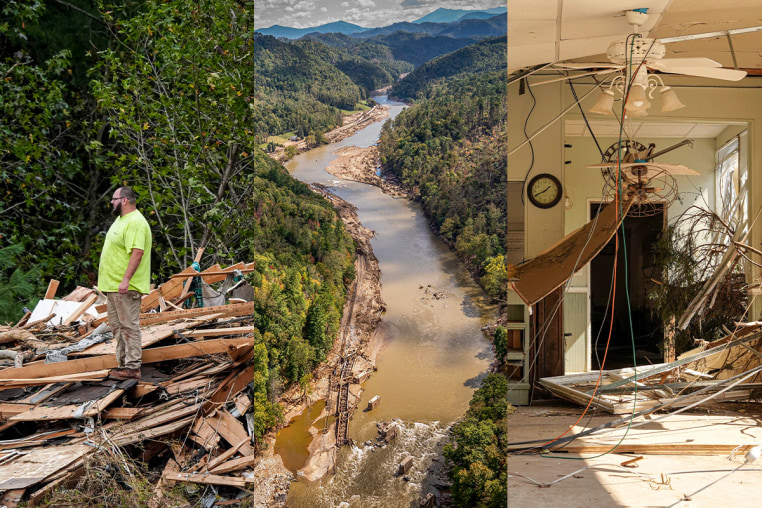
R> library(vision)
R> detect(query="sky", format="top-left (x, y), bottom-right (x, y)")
top-left (254, 0), bottom-right (503, 30)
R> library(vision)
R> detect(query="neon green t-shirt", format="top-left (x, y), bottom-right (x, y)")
top-left (98, 210), bottom-right (152, 294)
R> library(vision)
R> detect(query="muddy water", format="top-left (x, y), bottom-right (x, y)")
top-left (283, 97), bottom-right (496, 507)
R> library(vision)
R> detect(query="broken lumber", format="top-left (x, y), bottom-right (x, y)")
top-left (0, 337), bottom-right (255, 381)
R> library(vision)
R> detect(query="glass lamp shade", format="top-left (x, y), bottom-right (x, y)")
top-left (590, 88), bottom-right (615, 115)
top-left (625, 84), bottom-right (650, 112)
top-left (660, 86), bottom-right (686, 112)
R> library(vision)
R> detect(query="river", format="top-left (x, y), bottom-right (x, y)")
top-left (282, 96), bottom-right (495, 507)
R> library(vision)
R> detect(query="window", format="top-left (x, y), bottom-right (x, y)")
top-left (716, 131), bottom-right (748, 229)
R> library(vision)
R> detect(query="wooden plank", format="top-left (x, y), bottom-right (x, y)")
top-left (551, 443), bottom-right (760, 455)
top-left (233, 393), bottom-right (251, 416)
top-left (164, 471), bottom-right (246, 488)
top-left (190, 416), bottom-right (221, 450)
top-left (61, 294), bottom-right (98, 326)
top-left (196, 262), bottom-right (245, 284)
top-left (0, 337), bottom-right (254, 380)
top-left (10, 388), bottom-right (126, 422)
top-left (61, 286), bottom-right (94, 302)
top-left (209, 364), bottom-right (257, 405)
top-left (182, 326), bottom-right (255, 338)
top-left (111, 415), bottom-right (196, 446)
top-left (0, 488), bottom-right (26, 508)
top-left (0, 444), bottom-right (91, 490)
top-left (140, 266), bottom-right (197, 312)
top-left (208, 454), bottom-right (259, 474)
top-left (102, 407), bottom-right (143, 420)
top-left (510, 197), bottom-right (633, 306)
top-left (215, 410), bottom-right (256, 456)
top-left (72, 321), bottom-right (180, 357)
top-left (137, 301), bottom-right (254, 327)
top-left (204, 439), bottom-right (247, 472)
top-left (44, 280), bottom-right (60, 300)
top-left (170, 267), bottom-right (257, 280)
top-left (0, 371), bottom-right (109, 389)
top-left (0, 403), bottom-right (34, 418)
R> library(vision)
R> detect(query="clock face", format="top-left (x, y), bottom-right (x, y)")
top-left (528, 173), bottom-right (562, 208)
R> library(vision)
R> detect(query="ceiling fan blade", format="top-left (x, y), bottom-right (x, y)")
top-left (586, 162), bottom-right (699, 175)
top-left (553, 62), bottom-right (622, 70)
top-left (647, 57), bottom-right (722, 71)
top-left (654, 65), bottom-right (747, 81)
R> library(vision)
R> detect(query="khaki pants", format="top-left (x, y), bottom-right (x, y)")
top-left (106, 291), bottom-right (142, 369)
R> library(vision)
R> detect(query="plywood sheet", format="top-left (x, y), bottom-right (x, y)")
top-left (509, 197), bottom-right (633, 306)
top-left (0, 444), bottom-right (90, 490)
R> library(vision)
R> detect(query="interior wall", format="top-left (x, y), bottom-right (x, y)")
top-left (507, 80), bottom-right (565, 258)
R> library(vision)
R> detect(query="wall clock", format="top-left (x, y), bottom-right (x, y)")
top-left (527, 173), bottom-right (562, 209)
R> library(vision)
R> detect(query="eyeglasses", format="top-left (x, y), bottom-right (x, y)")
top-left (111, 197), bottom-right (125, 202)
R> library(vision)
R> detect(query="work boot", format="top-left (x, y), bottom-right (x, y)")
top-left (109, 367), bottom-right (141, 380)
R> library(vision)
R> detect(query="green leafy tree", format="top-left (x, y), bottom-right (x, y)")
top-left (444, 373), bottom-right (508, 508)
top-left (492, 326), bottom-right (508, 365)
top-left (0, 245), bottom-right (41, 324)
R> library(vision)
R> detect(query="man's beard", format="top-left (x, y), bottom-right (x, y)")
top-left (111, 202), bottom-right (122, 217)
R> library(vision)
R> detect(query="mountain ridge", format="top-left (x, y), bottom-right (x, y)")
top-left (257, 7), bottom-right (506, 39)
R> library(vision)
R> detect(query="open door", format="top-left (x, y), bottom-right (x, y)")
top-left (589, 202), bottom-right (665, 369)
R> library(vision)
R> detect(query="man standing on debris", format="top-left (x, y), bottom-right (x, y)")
top-left (98, 186), bottom-right (152, 381)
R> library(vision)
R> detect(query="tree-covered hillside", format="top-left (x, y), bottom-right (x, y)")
top-left (390, 35), bottom-right (507, 102)
top-left (379, 71), bottom-right (507, 301)
top-left (444, 372), bottom-right (508, 507)
top-left (292, 38), bottom-right (413, 93)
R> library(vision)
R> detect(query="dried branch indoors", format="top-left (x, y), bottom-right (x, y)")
top-left (648, 206), bottom-right (749, 355)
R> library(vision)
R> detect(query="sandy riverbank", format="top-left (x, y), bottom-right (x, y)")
top-left (267, 105), bottom-right (391, 164)
top-left (324, 145), bottom-right (413, 199)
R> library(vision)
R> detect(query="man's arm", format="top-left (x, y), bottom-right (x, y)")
top-left (118, 248), bottom-right (144, 294)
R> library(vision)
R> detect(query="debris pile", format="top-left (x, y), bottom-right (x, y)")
top-left (0, 262), bottom-right (292, 507)
top-left (538, 323), bottom-right (762, 416)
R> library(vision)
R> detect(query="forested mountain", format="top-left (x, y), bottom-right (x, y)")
top-left (259, 21), bottom-right (367, 39)
top-left (2, 0), bottom-right (357, 413)
top-left (390, 35), bottom-right (507, 101)
top-left (354, 15), bottom-right (506, 39)
top-left (414, 6), bottom-right (507, 24)
top-left (292, 38), bottom-right (413, 93)
top-left (256, 7), bottom-right (506, 39)
top-left (311, 31), bottom-right (478, 68)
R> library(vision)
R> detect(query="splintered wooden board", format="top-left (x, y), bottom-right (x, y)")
top-left (0, 337), bottom-right (255, 381)
top-left (10, 387), bottom-right (126, 422)
top-left (72, 322), bottom-right (179, 356)
top-left (0, 444), bottom-right (91, 490)
top-left (510, 197), bottom-right (633, 306)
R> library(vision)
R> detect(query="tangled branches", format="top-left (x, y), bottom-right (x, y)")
top-left (648, 205), bottom-right (749, 354)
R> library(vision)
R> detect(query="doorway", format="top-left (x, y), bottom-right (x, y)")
top-left (589, 202), bottom-right (665, 369)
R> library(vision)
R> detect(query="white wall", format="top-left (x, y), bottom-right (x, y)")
top-left (507, 80), bottom-right (565, 258)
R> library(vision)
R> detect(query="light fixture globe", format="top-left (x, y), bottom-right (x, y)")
top-left (660, 86), bottom-right (686, 112)
top-left (590, 88), bottom-right (615, 115)
top-left (625, 84), bottom-right (651, 112)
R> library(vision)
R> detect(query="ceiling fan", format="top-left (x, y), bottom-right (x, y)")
top-left (586, 139), bottom-right (698, 216)
top-left (556, 9), bottom-right (748, 82)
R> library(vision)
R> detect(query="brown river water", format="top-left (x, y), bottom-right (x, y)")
top-left (281, 96), bottom-right (496, 507)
